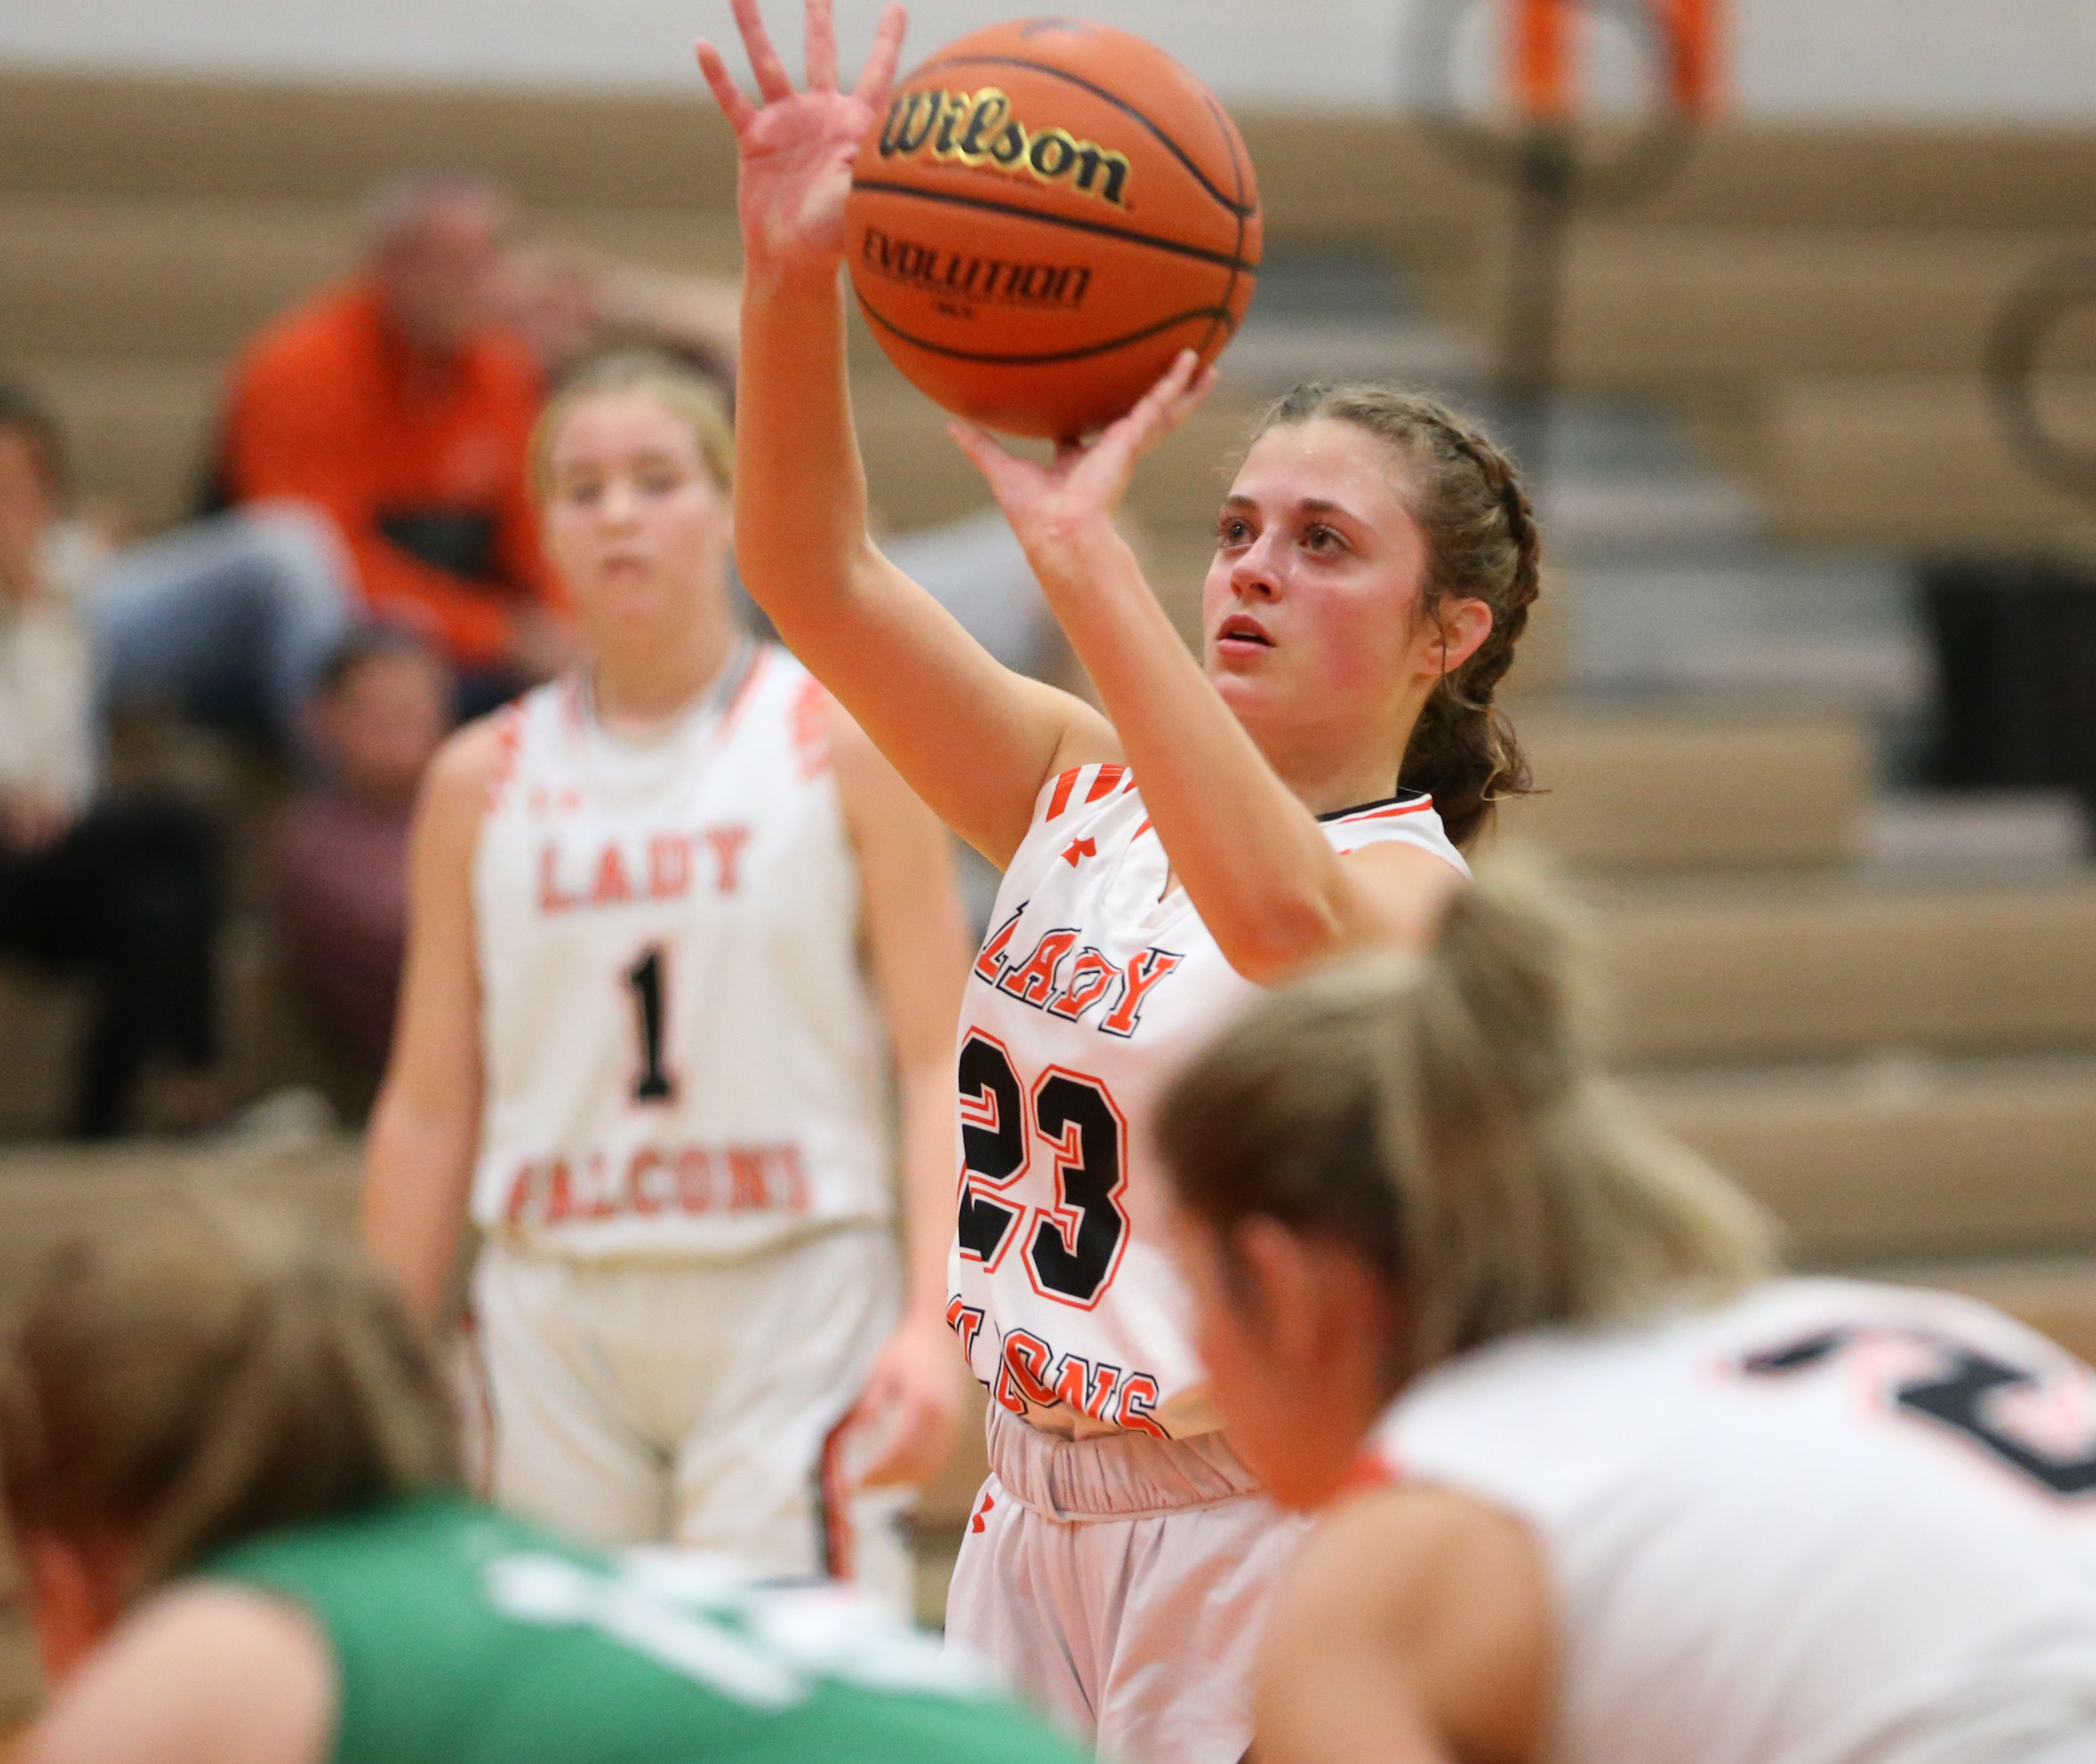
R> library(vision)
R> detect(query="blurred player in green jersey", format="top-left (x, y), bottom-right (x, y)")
top-left (0, 1207), bottom-right (1083, 1764)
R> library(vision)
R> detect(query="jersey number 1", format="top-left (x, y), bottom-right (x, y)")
top-left (624, 946), bottom-right (676, 1105)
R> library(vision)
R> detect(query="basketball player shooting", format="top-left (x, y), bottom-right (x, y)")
top-left (700, 4), bottom-right (1542, 1757)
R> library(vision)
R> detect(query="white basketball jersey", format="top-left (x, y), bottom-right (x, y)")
top-left (470, 643), bottom-right (891, 1259)
top-left (1368, 1278), bottom-right (2096, 1764)
top-left (947, 762), bottom-right (1468, 1440)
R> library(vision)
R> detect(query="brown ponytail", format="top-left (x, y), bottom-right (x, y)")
top-left (1246, 383), bottom-right (1541, 849)
top-left (0, 1204), bottom-right (459, 1603)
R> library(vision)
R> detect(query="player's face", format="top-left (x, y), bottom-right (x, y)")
top-left (1175, 1208), bottom-right (1406, 1511)
top-left (544, 393), bottom-right (733, 632)
top-left (1203, 420), bottom-right (1477, 763)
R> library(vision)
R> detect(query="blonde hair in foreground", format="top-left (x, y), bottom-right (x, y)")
top-left (0, 1203), bottom-right (459, 1604)
top-left (1156, 872), bottom-right (1776, 1373)
top-left (531, 348), bottom-right (736, 499)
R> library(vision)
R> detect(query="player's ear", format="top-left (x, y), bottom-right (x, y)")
top-left (1236, 1219), bottom-right (1406, 1395)
top-left (1424, 595), bottom-right (1494, 678)
top-left (20, 1532), bottom-right (125, 1682)
top-left (1231, 1216), bottom-right (1337, 1371)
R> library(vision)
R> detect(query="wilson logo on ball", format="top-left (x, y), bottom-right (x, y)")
top-left (877, 86), bottom-right (1133, 208)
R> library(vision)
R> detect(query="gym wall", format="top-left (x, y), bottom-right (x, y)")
top-left (0, 0), bottom-right (2093, 120)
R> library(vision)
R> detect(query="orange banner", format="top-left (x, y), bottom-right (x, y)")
top-left (1507, 0), bottom-right (1723, 120)
top-left (1511, 0), bottom-right (1574, 120)
top-left (1663, 0), bottom-right (1722, 115)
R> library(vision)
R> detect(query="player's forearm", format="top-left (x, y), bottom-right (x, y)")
top-left (733, 265), bottom-right (884, 633)
top-left (1035, 528), bottom-right (1356, 980)
top-left (894, 1056), bottom-right (958, 1325)
top-left (360, 1095), bottom-right (478, 1330)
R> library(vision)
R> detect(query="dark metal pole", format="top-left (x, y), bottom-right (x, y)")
top-left (1402, 0), bottom-right (1703, 492)
top-left (1493, 122), bottom-right (1577, 488)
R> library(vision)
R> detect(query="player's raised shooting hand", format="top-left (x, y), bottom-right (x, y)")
top-left (697, 0), bottom-right (906, 275)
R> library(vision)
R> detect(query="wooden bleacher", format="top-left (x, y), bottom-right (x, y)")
top-left (1771, 373), bottom-right (2096, 547)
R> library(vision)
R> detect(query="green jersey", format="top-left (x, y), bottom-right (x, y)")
top-left (203, 1494), bottom-right (1081, 1764)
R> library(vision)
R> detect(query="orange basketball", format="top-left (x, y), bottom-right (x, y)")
top-left (845, 18), bottom-right (1261, 439)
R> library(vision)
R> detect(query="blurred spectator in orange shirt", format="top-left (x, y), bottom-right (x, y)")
top-left (276, 626), bottom-right (451, 1098)
top-left (209, 175), bottom-right (570, 717)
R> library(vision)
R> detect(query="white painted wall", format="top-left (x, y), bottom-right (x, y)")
top-left (2, 0), bottom-right (2094, 120)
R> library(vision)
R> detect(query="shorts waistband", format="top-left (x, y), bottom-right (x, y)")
top-left (984, 1403), bottom-right (1263, 1522)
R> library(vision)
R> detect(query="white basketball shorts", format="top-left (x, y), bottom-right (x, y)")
top-left (944, 1405), bottom-right (1305, 1764)
top-left (471, 1225), bottom-right (914, 1613)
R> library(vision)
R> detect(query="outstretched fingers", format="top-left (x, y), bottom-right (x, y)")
top-left (1112, 351), bottom-right (1217, 456)
top-left (946, 418), bottom-right (1018, 487)
top-left (728, 0), bottom-right (796, 101)
top-left (694, 38), bottom-right (760, 133)
top-left (852, 3), bottom-right (909, 107)
top-left (803, 0), bottom-right (839, 92)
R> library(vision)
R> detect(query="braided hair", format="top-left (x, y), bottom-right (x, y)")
top-left (1246, 383), bottom-right (1541, 850)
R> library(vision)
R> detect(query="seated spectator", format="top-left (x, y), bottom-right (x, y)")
top-left (499, 243), bottom-right (741, 394)
top-left (275, 627), bottom-right (451, 1094)
top-left (0, 383), bottom-right (225, 1138)
top-left (87, 498), bottom-right (356, 755)
top-left (209, 174), bottom-right (570, 718)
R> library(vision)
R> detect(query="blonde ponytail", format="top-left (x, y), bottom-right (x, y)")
top-left (1156, 872), bottom-right (1774, 1373)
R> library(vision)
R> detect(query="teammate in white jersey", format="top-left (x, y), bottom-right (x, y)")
top-left (362, 351), bottom-right (973, 1603)
top-left (1155, 877), bottom-right (2096, 1764)
top-left (698, 4), bottom-right (1543, 1753)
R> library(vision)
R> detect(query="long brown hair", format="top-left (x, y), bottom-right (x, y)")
top-left (0, 1204), bottom-right (459, 1602)
top-left (1246, 383), bottom-right (1540, 849)
top-left (1157, 871), bottom-right (1774, 1375)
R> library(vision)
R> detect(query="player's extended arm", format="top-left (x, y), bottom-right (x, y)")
top-left (1256, 1484), bottom-right (1553, 1764)
top-left (827, 698), bottom-right (973, 1488)
top-left (698, 0), bottom-right (1118, 868)
top-left (360, 724), bottom-right (497, 1330)
top-left (948, 356), bottom-right (1476, 983)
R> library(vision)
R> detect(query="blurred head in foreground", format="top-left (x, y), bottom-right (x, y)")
top-left (0, 1208), bottom-right (1090, 1764)
top-left (1156, 872), bottom-right (1776, 1510)
top-left (0, 1206), bottom-right (458, 1677)
top-left (364, 172), bottom-right (514, 357)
